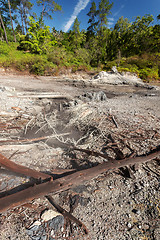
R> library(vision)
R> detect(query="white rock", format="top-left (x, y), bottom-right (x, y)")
top-left (41, 209), bottom-right (62, 222)
top-left (29, 220), bottom-right (41, 229)
top-left (128, 222), bottom-right (132, 228)
top-left (91, 70), bottom-right (145, 86)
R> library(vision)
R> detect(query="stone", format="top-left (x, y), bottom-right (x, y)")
top-left (111, 66), bottom-right (119, 74)
top-left (28, 220), bottom-right (42, 229)
top-left (93, 91), bottom-right (107, 101)
top-left (93, 71), bottom-right (110, 80)
top-left (49, 215), bottom-right (64, 231)
top-left (127, 222), bottom-right (132, 228)
top-left (41, 209), bottom-right (62, 222)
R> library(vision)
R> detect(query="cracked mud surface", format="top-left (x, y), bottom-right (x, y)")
top-left (0, 72), bottom-right (159, 240)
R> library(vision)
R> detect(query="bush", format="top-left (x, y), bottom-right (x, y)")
top-left (0, 42), bottom-right (10, 55)
top-left (138, 67), bottom-right (159, 81)
top-left (47, 46), bottom-right (69, 66)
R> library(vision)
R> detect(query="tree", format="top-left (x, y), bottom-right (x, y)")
top-left (113, 16), bottom-right (131, 60)
top-left (0, 0), bottom-right (10, 43)
top-left (7, 0), bottom-right (16, 42)
top-left (68, 18), bottom-right (84, 50)
top-left (87, 1), bottom-right (98, 35)
top-left (130, 14), bottom-right (154, 54)
top-left (21, 0), bottom-right (33, 34)
top-left (14, 0), bottom-right (33, 35)
top-left (0, 12), bottom-right (8, 43)
top-left (88, 0), bottom-right (113, 65)
top-left (18, 17), bottom-right (54, 54)
top-left (97, 0), bottom-right (113, 32)
top-left (36, 0), bottom-right (61, 21)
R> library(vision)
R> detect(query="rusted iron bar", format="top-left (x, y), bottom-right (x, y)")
top-left (0, 149), bottom-right (159, 213)
top-left (46, 195), bottom-right (88, 235)
top-left (0, 153), bottom-right (51, 180)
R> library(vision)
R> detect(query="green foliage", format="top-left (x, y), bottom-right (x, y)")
top-left (47, 46), bottom-right (90, 70)
top-left (18, 17), bottom-right (55, 54)
top-left (87, 1), bottom-right (98, 34)
top-left (98, 0), bottom-right (113, 29)
top-left (0, 41), bottom-right (10, 55)
top-left (1, 0), bottom-right (160, 82)
top-left (0, 42), bottom-right (55, 74)
top-left (36, 0), bottom-right (62, 20)
top-left (47, 46), bottom-right (71, 66)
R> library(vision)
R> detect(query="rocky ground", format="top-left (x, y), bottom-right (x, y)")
top-left (0, 70), bottom-right (159, 240)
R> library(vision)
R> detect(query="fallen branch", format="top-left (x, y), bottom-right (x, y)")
top-left (0, 149), bottom-right (159, 213)
top-left (0, 133), bottom-right (70, 144)
top-left (0, 153), bottom-right (51, 180)
top-left (110, 114), bottom-right (119, 128)
top-left (46, 195), bottom-right (88, 235)
top-left (72, 147), bottom-right (108, 159)
top-left (0, 143), bottom-right (38, 151)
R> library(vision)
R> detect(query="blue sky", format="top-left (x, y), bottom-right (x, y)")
top-left (31, 0), bottom-right (160, 32)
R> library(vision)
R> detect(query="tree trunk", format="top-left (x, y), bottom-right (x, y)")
top-left (23, 8), bottom-right (28, 33)
top-left (7, 0), bottom-right (16, 42)
top-left (20, 5), bottom-right (25, 35)
top-left (0, 21), bottom-right (3, 41)
top-left (41, 2), bottom-right (45, 21)
top-left (0, 13), bottom-right (8, 44)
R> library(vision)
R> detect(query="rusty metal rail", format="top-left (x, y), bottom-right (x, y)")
top-left (0, 148), bottom-right (160, 213)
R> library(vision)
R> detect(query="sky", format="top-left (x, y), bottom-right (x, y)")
top-left (31, 0), bottom-right (160, 32)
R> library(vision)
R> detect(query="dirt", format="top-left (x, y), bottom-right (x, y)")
top-left (0, 71), bottom-right (160, 240)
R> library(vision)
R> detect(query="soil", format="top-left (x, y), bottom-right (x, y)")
top-left (0, 71), bottom-right (159, 240)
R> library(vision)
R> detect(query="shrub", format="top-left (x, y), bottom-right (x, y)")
top-left (138, 67), bottom-right (159, 81)
top-left (0, 42), bottom-right (10, 55)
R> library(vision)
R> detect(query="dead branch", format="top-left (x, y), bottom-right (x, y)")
top-left (110, 114), bottom-right (119, 128)
top-left (72, 147), bottom-right (109, 159)
top-left (46, 195), bottom-right (88, 235)
top-left (0, 153), bottom-right (51, 180)
top-left (0, 149), bottom-right (159, 213)
top-left (0, 143), bottom-right (38, 151)
top-left (0, 133), bottom-right (70, 144)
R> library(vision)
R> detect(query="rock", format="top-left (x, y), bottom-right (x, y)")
top-left (93, 71), bottom-right (110, 80)
top-left (78, 91), bottom-right (107, 102)
top-left (91, 70), bottom-right (147, 87)
top-left (41, 209), bottom-right (62, 222)
top-left (111, 66), bottom-right (119, 74)
top-left (127, 222), bottom-right (132, 228)
top-left (48, 215), bottom-right (64, 231)
top-left (28, 220), bottom-right (41, 229)
top-left (26, 214), bottom-right (64, 239)
top-left (93, 91), bottom-right (107, 101)
top-left (26, 224), bottom-right (45, 240)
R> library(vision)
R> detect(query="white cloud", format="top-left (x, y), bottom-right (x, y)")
top-left (63, 0), bottom-right (90, 32)
top-left (113, 4), bottom-right (125, 17)
top-left (108, 17), bottom-right (114, 21)
top-left (108, 17), bottom-right (114, 28)
top-left (108, 4), bottom-right (125, 28)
